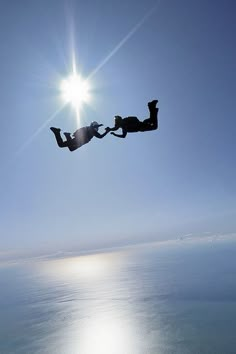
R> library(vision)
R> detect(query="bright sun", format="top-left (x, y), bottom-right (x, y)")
top-left (60, 74), bottom-right (91, 110)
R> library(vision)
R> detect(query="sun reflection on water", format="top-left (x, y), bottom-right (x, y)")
top-left (36, 251), bottom-right (141, 354)
top-left (75, 312), bottom-right (137, 354)
top-left (40, 252), bottom-right (123, 281)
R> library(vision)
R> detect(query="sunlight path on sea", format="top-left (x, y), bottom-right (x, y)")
top-left (35, 251), bottom-right (152, 354)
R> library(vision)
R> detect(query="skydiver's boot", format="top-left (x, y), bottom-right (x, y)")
top-left (50, 127), bottom-right (61, 134)
top-left (148, 100), bottom-right (158, 109)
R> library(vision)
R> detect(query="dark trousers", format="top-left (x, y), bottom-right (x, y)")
top-left (139, 106), bottom-right (158, 131)
top-left (52, 131), bottom-right (81, 151)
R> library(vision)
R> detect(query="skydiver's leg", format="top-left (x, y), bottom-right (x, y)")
top-left (140, 100), bottom-right (158, 131)
top-left (64, 132), bottom-right (73, 142)
top-left (64, 133), bottom-right (82, 151)
top-left (50, 127), bottom-right (68, 148)
top-left (67, 143), bottom-right (79, 151)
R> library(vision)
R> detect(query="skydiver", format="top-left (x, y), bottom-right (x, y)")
top-left (50, 121), bottom-right (109, 151)
top-left (106, 100), bottom-right (159, 138)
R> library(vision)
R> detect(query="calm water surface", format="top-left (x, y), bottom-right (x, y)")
top-left (1, 240), bottom-right (236, 354)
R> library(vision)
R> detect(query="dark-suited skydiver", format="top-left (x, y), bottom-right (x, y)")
top-left (50, 121), bottom-right (109, 151)
top-left (106, 100), bottom-right (159, 138)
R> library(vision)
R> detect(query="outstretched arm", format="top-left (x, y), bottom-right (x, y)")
top-left (106, 125), bottom-right (119, 132)
top-left (110, 130), bottom-right (127, 138)
top-left (93, 130), bottom-right (110, 139)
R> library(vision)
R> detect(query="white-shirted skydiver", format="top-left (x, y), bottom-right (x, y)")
top-left (106, 99), bottom-right (159, 138)
top-left (50, 121), bottom-right (110, 151)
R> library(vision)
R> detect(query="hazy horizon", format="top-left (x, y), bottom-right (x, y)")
top-left (1, 231), bottom-right (236, 267)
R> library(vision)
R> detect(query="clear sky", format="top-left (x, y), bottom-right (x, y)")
top-left (0, 0), bottom-right (235, 253)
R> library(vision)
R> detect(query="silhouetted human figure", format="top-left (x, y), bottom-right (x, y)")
top-left (50, 121), bottom-right (109, 151)
top-left (106, 100), bottom-right (159, 138)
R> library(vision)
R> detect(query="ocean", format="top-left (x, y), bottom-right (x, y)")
top-left (1, 238), bottom-right (236, 354)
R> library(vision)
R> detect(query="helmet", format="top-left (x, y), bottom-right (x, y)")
top-left (90, 121), bottom-right (103, 131)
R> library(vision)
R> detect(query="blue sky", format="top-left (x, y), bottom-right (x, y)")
top-left (0, 0), bottom-right (235, 253)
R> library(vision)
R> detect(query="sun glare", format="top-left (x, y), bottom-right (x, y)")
top-left (39, 252), bottom-right (122, 282)
top-left (60, 74), bottom-right (91, 110)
